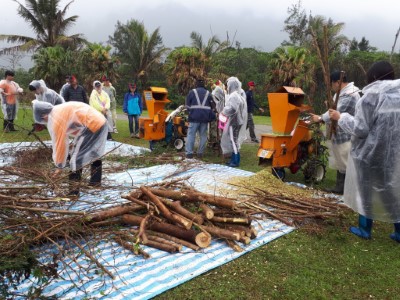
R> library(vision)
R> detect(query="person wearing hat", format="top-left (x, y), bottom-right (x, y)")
top-left (310, 71), bottom-right (360, 194)
top-left (60, 75), bottom-right (71, 97)
top-left (185, 78), bottom-right (216, 159)
top-left (0, 70), bottom-right (24, 132)
top-left (32, 100), bottom-right (108, 196)
top-left (63, 75), bottom-right (88, 104)
top-left (245, 81), bottom-right (264, 143)
top-left (123, 83), bottom-right (142, 138)
top-left (89, 80), bottom-right (113, 141)
top-left (29, 79), bottom-right (65, 106)
top-left (101, 76), bottom-right (118, 133)
top-left (328, 61), bottom-right (400, 242)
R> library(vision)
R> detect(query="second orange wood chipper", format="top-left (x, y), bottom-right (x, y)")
top-left (257, 86), bottom-right (327, 183)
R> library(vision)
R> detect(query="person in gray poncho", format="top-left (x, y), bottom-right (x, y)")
top-left (329, 61), bottom-right (400, 242)
top-left (29, 79), bottom-right (65, 106)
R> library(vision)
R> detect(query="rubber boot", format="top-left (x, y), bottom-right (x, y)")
top-left (226, 153), bottom-right (235, 166)
top-left (9, 120), bottom-right (17, 131)
top-left (325, 171), bottom-right (345, 194)
top-left (68, 169), bottom-right (82, 197)
top-left (89, 160), bottom-right (102, 186)
top-left (3, 120), bottom-right (10, 133)
top-left (390, 223), bottom-right (400, 243)
top-left (228, 153), bottom-right (240, 167)
top-left (350, 214), bottom-right (373, 239)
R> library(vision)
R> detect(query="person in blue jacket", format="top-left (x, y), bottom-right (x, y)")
top-left (123, 83), bottom-right (142, 138)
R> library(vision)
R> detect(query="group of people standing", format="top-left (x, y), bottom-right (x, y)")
top-left (312, 61), bottom-right (400, 243)
top-left (185, 77), bottom-right (259, 167)
top-left (1, 70), bottom-right (142, 197)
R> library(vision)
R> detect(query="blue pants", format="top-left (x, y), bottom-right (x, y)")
top-left (128, 114), bottom-right (140, 134)
top-left (185, 122), bottom-right (208, 155)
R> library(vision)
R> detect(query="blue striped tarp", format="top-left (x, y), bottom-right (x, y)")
top-left (1, 141), bottom-right (295, 299)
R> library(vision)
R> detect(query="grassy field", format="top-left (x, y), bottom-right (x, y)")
top-left (2, 107), bottom-right (400, 299)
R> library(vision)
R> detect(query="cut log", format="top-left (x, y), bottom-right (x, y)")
top-left (201, 225), bottom-right (241, 241)
top-left (212, 223), bottom-right (246, 237)
top-left (148, 188), bottom-right (237, 209)
top-left (140, 186), bottom-right (192, 229)
top-left (225, 239), bottom-right (244, 252)
top-left (130, 229), bottom-right (182, 251)
top-left (210, 216), bottom-right (251, 225)
top-left (122, 214), bottom-right (211, 248)
top-left (145, 230), bottom-right (200, 251)
top-left (142, 240), bottom-right (178, 253)
top-left (239, 236), bottom-right (251, 245)
top-left (88, 204), bottom-right (143, 222)
top-left (199, 203), bottom-right (214, 219)
top-left (165, 200), bottom-right (204, 224)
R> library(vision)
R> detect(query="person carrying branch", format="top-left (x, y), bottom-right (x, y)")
top-left (328, 61), bottom-right (400, 242)
top-left (310, 71), bottom-right (360, 194)
top-left (32, 100), bottom-right (108, 197)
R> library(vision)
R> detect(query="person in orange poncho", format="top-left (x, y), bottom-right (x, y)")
top-left (0, 70), bottom-right (24, 132)
top-left (32, 100), bottom-right (108, 197)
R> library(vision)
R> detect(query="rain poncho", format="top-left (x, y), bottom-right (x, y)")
top-left (212, 85), bottom-right (226, 113)
top-left (30, 79), bottom-right (64, 106)
top-left (339, 79), bottom-right (400, 222)
top-left (32, 100), bottom-right (107, 171)
top-left (89, 85), bottom-right (113, 132)
top-left (220, 77), bottom-right (247, 155)
top-left (0, 79), bottom-right (23, 120)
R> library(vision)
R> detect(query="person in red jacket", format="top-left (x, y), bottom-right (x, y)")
top-left (32, 100), bottom-right (108, 197)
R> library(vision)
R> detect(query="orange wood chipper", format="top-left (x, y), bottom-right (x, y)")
top-left (257, 86), bottom-right (327, 183)
top-left (139, 87), bottom-right (188, 150)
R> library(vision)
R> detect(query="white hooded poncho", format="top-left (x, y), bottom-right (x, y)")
top-left (339, 79), bottom-right (400, 222)
top-left (220, 77), bottom-right (248, 155)
top-left (30, 79), bottom-right (65, 106)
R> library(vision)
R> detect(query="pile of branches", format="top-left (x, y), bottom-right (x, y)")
top-left (241, 186), bottom-right (346, 228)
top-left (0, 146), bottom-right (347, 298)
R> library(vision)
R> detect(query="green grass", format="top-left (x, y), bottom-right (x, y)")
top-left (2, 107), bottom-right (400, 300)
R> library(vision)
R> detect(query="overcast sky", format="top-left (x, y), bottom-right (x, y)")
top-left (1, 0), bottom-right (399, 67)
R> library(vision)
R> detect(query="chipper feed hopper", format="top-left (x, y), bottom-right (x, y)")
top-left (139, 87), bottom-right (188, 150)
top-left (257, 86), bottom-right (326, 182)
top-left (139, 87), bottom-right (171, 141)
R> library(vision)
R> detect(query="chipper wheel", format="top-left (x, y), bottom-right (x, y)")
top-left (173, 138), bottom-right (185, 151)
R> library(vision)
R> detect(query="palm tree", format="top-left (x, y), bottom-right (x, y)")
top-left (109, 19), bottom-right (169, 85)
top-left (268, 46), bottom-right (316, 102)
top-left (164, 47), bottom-right (207, 95)
top-left (32, 46), bottom-right (74, 90)
top-left (0, 0), bottom-right (86, 55)
top-left (307, 15), bottom-right (349, 102)
top-left (190, 31), bottom-right (228, 58)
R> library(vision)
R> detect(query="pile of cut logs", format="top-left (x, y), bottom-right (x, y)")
top-left (103, 185), bottom-right (258, 256)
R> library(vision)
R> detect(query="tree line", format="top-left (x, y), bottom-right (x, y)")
top-left (1, 0), bottom-right (399, 114)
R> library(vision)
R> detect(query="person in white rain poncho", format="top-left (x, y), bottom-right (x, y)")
top-left (329, 61), bottom-right (400, 242)
top-left (32, 100), bottom-right (108, 197)
top-left (209, 80), bottom-right (226, 149)
top-left (29, 79), bottom-right (65, 106)
top-left (220, 77), bottom-right (247, 167)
